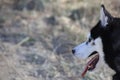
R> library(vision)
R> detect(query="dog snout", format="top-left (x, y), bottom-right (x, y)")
top-left (72, 49), bottom-right (75, 54)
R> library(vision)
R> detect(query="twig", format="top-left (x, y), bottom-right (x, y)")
top-left (17, 37), bottom-right (30, 46)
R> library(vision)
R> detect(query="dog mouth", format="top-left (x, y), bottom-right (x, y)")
top-left (81, 51), bottom-right (99, 77)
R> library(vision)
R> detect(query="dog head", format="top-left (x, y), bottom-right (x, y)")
top-left (72, 5), bottom-right (113, 59)
top-left (72, 5), bottom-right (115, 73)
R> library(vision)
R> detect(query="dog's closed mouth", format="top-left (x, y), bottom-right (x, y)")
top-left (81, 52), bottom-right (99, 77)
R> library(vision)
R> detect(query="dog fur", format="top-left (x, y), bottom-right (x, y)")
top-left (72, 5), bottom-right (120, 80)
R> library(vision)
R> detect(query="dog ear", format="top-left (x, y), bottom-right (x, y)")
top-left (100, 5), bottom-right (113, 27)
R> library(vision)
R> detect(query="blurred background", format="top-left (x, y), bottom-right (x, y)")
top-left (0, 0), bottom-right (120, 80)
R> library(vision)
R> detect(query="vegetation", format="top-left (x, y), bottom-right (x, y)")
top-left (0, 0), bottom-right (119, 80)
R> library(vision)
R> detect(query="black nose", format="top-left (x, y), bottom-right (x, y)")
top-left (72, 49), bottom-right (75, 54)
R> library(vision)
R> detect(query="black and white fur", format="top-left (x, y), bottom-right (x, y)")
top-left (72, 5), bottom-right (120, 80)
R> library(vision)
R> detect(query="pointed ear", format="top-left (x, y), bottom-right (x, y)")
top-left (100, 5), bottom-right (113, 27)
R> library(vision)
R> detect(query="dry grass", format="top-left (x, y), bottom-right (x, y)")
top-left (0, 0), bottom-right (119, 80)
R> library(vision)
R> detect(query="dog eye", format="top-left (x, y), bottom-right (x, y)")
top-left (92, 42), bottom-right (95, 45)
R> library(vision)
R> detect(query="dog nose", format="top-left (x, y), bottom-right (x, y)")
top-left (72, 49), bottom-right (75, 54)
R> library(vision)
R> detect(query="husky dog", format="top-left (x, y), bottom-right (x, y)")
top-left (72, 5), bottom-right (120, 80)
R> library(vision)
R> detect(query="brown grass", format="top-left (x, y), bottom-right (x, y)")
top-left (0, 0), bottom-right (119, 80)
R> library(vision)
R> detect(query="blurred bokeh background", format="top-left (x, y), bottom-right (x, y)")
top-left (0, 0), bottom-right (120, 80)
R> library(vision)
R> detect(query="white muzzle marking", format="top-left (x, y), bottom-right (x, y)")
top-left (73, 36), bottom-right (104, 59)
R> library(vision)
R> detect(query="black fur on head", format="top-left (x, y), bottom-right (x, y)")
top-left (90, 5), bottom-right (114, 39)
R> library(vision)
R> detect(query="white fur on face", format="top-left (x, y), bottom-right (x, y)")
top-left (73, 33), bottom-right (106, 70)
top-left (100, 7), bottom-right (108, 27)
top-left (73, 34), bottom-right (104, 59)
